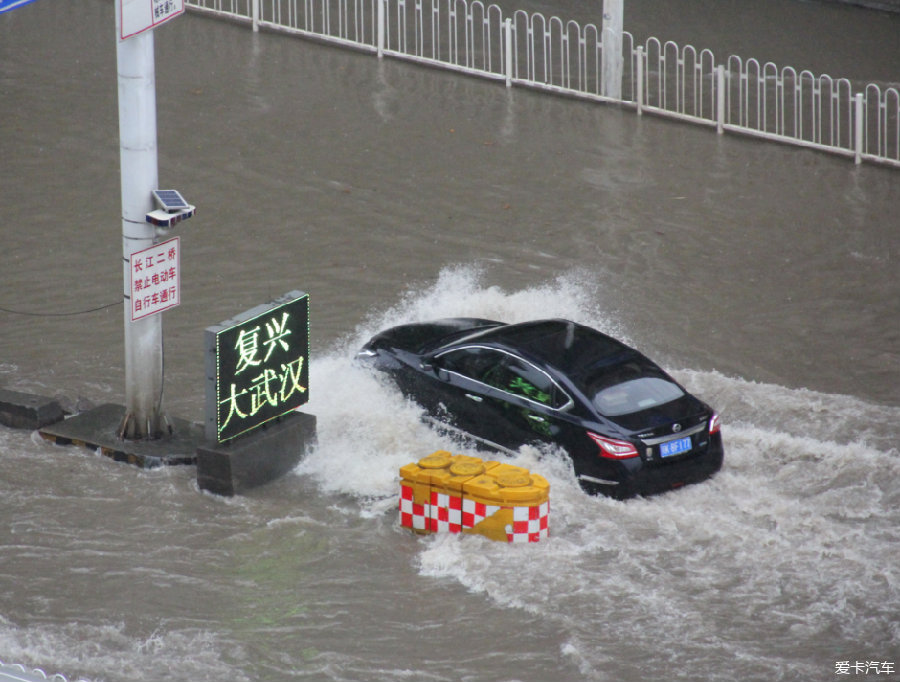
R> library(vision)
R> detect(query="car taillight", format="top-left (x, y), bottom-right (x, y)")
top-left (709, 413), bottom-right (721, 434)
top-left (587, 432), bottom-right (639, 459)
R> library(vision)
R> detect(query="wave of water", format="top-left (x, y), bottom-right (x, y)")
top-left (0, 616), bottom-right (248, 682)
top-left (298, 265), bottom-right (900, 681)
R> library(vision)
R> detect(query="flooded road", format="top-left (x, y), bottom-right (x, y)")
top-left (1, 1), bottom-right (898, 680)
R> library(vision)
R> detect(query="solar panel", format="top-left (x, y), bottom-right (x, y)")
top-left (152, 189), bottom-right (190, 213)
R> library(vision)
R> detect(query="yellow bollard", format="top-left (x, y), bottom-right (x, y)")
top-left (399, 452), bottom-right (550, 543)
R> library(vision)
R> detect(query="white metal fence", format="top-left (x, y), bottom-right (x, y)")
top-left (186, 0), bottom-right (900, 168)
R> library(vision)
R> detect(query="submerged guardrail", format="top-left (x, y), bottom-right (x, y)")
top-left (186, 0), bottom-right (900, 168)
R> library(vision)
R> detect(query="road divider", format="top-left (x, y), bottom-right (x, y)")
top-left (399, 451), bottom-right (549, 543)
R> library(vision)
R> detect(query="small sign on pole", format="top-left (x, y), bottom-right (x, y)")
top-left (119, 0), bottom-right (184, 40)
top-left (129, 236), bottom-right (181, 321)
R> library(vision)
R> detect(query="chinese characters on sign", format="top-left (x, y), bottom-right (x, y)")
top-left (206, 292), bottom-right (310, 443)
top-left (129, 237), bottom-right (180, 322)
top-left (835, 661), bottom-right (896, 675)
top-left (152, 0), bottom-right (181, 21)
top-left (119, 0), bottom-right (184, 40)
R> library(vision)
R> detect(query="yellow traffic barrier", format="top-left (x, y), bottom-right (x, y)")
top-left (399, 451), bottom-right (550, 543)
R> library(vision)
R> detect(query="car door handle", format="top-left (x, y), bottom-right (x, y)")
top-left (527, 414), bottom-right (546, 422)
top-left (464, 393), bottom-right (484, 403)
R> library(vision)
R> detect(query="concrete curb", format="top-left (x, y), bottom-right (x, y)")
top-left (0, 389), bottom-right (66, 430)
top-left (1, 393), bottom-right (316, 495)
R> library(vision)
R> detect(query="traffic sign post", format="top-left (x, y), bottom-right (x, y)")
top-left (116, 0), bottom-right (184, 440)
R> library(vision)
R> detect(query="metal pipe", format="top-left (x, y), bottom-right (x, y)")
top-left (854, 92), bottom-right (864, 164)
top-left (717, 64), bottom-right (725, 134)
top-left (377, 0), bottom-right (384, 58)
top-left (636, 45), bottom-right (643, 115)
top-left (505, 17), bottom-right (512, 87)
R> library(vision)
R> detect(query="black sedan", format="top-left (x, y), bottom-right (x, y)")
top-left (356, 318), bottom-right (723, 499)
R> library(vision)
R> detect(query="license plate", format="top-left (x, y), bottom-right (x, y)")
top-left (660, 435), bottom-right (692, 458)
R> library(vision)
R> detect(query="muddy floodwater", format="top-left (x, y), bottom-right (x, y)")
top-left (0, 1), bottom-right (898, 680)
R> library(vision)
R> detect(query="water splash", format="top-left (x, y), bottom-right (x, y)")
top-left (298, 265), bottom-right (899, 681)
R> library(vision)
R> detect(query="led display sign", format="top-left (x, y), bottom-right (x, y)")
top-left (205, 291), bottom-right (309, 443)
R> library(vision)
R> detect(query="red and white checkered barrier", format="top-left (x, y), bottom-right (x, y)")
top-left (509, 501), bottom-right (550, 543)
top-left (399, 452), bottom-right (550, 543)
top-left (399, 483), bottom-right (428, 531)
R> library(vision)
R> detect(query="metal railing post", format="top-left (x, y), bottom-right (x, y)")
top-left (377, 0), bottom-right (385, 58)
top-left (636, 46), bottom-right (643, 115)
top-left (716, 64), bottom-right (725, 134)
top-left (854, 92), bottom-right (864, 164)
top-left (505, 18), bottom-right (512, 87)
top-left (252, 0), bottom-right (259, 31)
top-left (601, 0), bottom-right (623, 100)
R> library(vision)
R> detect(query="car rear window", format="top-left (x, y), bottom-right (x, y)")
top-left (592, 377), bottom-right (684, 416)
top-left (582, 358), bottom-right (684, 416)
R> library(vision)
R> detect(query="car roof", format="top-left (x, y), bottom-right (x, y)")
top-left (451, 319), bottom-right (633, 375)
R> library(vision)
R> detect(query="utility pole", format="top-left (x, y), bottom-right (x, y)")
top-left (601, 0), bottom-right (624, 101)
top-left (115, 1), bottom-right (184, 439)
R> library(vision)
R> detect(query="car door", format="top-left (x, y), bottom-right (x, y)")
top-left (428, 346), bottom-right (525, 450)
top-left (478, 353), bottom-right (574, 449)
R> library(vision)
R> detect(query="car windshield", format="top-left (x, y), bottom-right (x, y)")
top-left (582, 358), bottom-right (684, 416)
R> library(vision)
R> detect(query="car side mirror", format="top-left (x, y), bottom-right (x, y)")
top-left (421, 358), bottom-right (450, 380)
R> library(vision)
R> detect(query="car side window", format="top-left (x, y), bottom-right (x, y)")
top-left (485, 356), bottom-right (568, 409)
top-left (437, 348), bottom-right (570, 410)
top-left (436, 348), bottom-right (506, 383)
